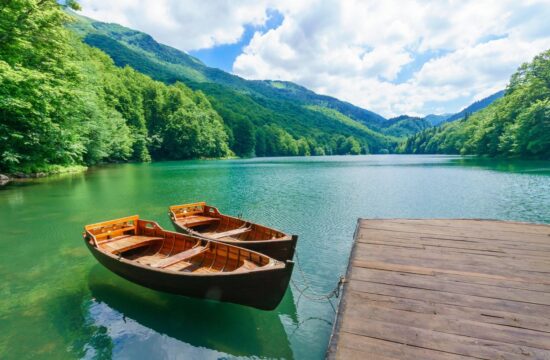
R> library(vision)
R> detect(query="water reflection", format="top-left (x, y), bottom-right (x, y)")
top-left (86, 265), bottom-right (296, 359)
top-left (449, 157), bottom-right (550, 175)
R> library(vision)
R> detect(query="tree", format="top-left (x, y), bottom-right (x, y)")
top-left (0, 1), bottom-right (232, 173)
top-left (255, 127), bottom-right (267, 157)
top-left (398, 49), bottom-right (550, 159)
top-left (232, 119), bottom-right (255, 156)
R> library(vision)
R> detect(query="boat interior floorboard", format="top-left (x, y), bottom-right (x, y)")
top-left (178, 216), bottom-right (220, 228)
top-left (209, 228), bottom-right (251, 239)
top-left (100, 235), bottom-right (162, 254)
top-left (151, 246), bottom-right (208, 268)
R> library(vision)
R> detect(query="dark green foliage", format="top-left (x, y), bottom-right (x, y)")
top-left (335, 136), bottom-right (363, 155)
top-left (399, 50), bottom-right (550, 159)
top-left (382, 116), bottom-right (432, 137)
top-left (0, 1), bottom-right (230, 174)
top-left (158, 86), bottom-right (229, 159)
top-left (232, 118), bottom-right (255, 156)
top-left (0, 0), bottom-right (85, 173)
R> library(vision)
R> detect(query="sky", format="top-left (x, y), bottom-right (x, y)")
top-left (78, 0), bottom-right (550, 118)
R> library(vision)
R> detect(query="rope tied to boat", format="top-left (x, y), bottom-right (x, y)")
top-left (291, 250), bottom-right (346, 310)
top-left (290, 276), bottom-right (345, 302)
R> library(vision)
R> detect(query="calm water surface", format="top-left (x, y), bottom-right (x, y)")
top-left (1, 155), bottom-right (549, 359)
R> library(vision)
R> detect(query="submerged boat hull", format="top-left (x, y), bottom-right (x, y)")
top-left (85, 240), bottom-right (294, 310)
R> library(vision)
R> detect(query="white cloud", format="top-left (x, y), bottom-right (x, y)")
top-left (78, 0), bottom-right (274, 50)
top-left (233, 0), bottom-right (550, 116)
top-left (78, 0), bottom-right (550, 117)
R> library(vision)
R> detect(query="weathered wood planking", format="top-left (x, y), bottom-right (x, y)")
top-left (327, 219), bottom-right (550, 360)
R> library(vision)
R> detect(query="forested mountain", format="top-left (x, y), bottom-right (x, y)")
top-left (384, 116), bottom-right (432, 138)
top-left (399, 51), bottom-right (550, 159)
top-left (445, 90), bottom-right (505, 122)
top-left (414, 91), bottom-right (503, 127)
top-left (70, 15), bottom-right (387, 126)
top-left (70, 13), bottom-right (427, 156)
top-left (3, 2), bottom-right (421, 175)
top-left (423, 114), bottom-right (452, 126)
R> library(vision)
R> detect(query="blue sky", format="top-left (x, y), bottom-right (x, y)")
top-left (79, 0), bottom-right (550, 117)
top-left (189, 10), bottom-right (284, 73)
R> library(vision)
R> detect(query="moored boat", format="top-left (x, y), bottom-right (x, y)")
top-left (83, 215), bottom-right (294, 310)
top-left (169, 202), bottom-right (298, 261)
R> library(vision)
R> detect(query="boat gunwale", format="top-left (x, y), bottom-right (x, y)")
top-left (179, 224), bottom-right (294, 245)
top-left (84, 218), bottom-right (290, 278)
top-left (169, 203), bottom-right (293, 242)
top-left (91, 247), bottom-right (291, 278)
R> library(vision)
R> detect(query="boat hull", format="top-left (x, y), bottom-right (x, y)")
top-left (171, 220), bottom-right (298, 262)
top-left (85, 240), bottom-right (294, 310)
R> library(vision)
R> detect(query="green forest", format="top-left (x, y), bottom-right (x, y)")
top-left (0, 0), bottom-right (231, 174)
top-left (399, 50), bottom-right (550, 159)
top-left (1, 1), bottom-right (548, 175)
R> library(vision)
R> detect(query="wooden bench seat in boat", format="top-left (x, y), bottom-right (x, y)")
top-left (98, 235), bottom-right (162, 254)
top-left (169, 202), bottom-right (297, 262)
top-left (151, 245), bottom-right (208, 269)
top-left (234, 260), bottom-right (259, 273)
top-left (177, 215), bottom-right (220, 228)
top-left (209, 227), bottom-right (251, 240)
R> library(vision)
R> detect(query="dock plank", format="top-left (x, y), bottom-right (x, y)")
top-left (327, 219), bottom-right (550, 359)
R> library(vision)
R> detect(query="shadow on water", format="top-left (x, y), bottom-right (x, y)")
top-left (87, 265), bottom-right (296, 359)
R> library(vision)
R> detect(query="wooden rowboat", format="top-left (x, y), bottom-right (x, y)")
top-left (168, 202), bottom-right (298, 261)
top-left (83, 215), bottom-right (294, 310)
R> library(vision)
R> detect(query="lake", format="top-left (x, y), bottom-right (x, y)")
top-left (1, 155), bottom-right (549, 359)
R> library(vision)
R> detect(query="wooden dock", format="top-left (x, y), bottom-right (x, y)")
top-left (327, 219), bottom-right (550, 360)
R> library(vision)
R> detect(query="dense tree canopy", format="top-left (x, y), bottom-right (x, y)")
top-left (399, 50), bottom-right (550, 159)
top-left (0, 0), bottom-right (230, 174)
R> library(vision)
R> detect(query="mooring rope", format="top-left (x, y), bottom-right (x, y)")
top-left (291, 250), bottom-right (346, 306)
top-left (288, 316), bottom-right (334, 339)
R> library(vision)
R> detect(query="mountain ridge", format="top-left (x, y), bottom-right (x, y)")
top-left (69, 12), bottom-right (514, 157)
top-left (70, 13), bottom-right (446, 156)
top-left (445, 90), bottom-right (505, 122)
top-left (72, 14), bottom-right (389, 127)
top-left (398, 49), bottom-right (549, 158)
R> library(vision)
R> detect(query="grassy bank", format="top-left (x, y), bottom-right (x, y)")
top-left (6, 165), bottom-right (88, 179)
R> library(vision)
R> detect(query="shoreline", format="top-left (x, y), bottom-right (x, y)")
top-left (2, 154), bottom-right (546, 184)
top-left (0, 165), bottom-right (88, 185)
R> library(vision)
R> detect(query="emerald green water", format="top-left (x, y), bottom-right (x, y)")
top-left (1, 155), bottom-right (549, 359)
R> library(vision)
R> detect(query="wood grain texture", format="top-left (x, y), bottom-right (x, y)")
top-left (327, 219), bottom-right (550, 360)
top-left (168, 202), bottom-right (298, 261)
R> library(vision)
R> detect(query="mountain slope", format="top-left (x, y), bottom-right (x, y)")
top-left (384, 116), bottom-right (432, 137)
top-left (72, 15), bottom-right (388, 127)
top-left (423, 114), bottom-right (452, 126)
top-left (445, 90), bottom-right (505, 122)
top-left (398, 50), bottom-right (549, 159)
top-left (420, 91), bottom-right (503, 127)
top-left (69, 13), bottom-right (413, 154)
